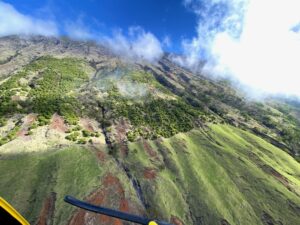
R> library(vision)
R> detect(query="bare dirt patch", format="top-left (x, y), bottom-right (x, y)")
top-left (96, 150), bottom-right (106, 162)
top-left (142, 140), bottom-right (157, 158)
top-left (80, 118), bottom-right (96, 132)
top-left (170, 215), bottom-right (184, 225)
top-left (143, 167), bottom-right (157, 180)
top-left (114, 118), bottom-right (131, 143)
top-left (119, 144), bottom-right (129, 158)
top-left (49, 114), bottom-right (68, 132)
top-left (36, 192), bottom-right (56, 225)
top-left (68, 173), bottom-right (143, 225)
top-left (17, 114), bottom-right (37, 138)
top-left (90, 144), bottom-right (107, 162)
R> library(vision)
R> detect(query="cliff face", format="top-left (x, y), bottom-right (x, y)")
top-left (0, 35), bottom-right (300, 225)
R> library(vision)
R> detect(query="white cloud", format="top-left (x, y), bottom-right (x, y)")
top-left (0, 1), bottom-right (58, 37)
top-left (105, 27), bottom-right (163, 63)
top-left (0, 2), bottom-right (163, 63)
top-left (64, 18), bottom-right (94, 40)
top-left (177, 0), bottom-right (300, 96)
top-left (162, 35), bottom-right (171, 48)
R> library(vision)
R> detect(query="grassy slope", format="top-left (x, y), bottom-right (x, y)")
top-left (0, 146), bottom-right (102, 224)
top-left (0, 55), bottom-right (300, 225)
top-left (125, 124), bottom-right (300, 225)
top-left (0, 124), bottom-right (299, 225)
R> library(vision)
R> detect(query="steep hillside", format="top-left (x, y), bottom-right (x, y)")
top-left (0, 35), bottom-right (299, 225)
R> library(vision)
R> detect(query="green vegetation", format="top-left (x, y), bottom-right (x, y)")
top-left (0, 56), bottom-right (89, 143)
top-left (82, 129), bottom-right (99, 137)
top-left (1, 39), bottom-right (300, 225)
top-left (0, 117), bottom-right (7, 127)
top-left (65, 131), bottom-right (80, 142)
top-left (0, 125), bottom-right (21, 146)
top-left (28, 56), bottom-right (88, 124)
top-left (0, 56), bottom-right (88, 125)
top-left (94, 67), bottom-right (169, 95)
top-left (65, 128), bottom-right (98, 143)
top-left (0, 146), bottom-right (102, 225)
top-left (103, 87), bottom-right (203, 139)
top-left (124, 124), bottom-right (300, 225)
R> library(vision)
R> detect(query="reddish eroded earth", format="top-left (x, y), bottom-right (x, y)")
top-left (96, 150), bottom-right (106, 162)
top-left (114, 119), bottom-right (131, 143)
top-left (17, 114), bottom-right (37, 138)
top-left (142, 140), bottom-right (157, 158)
top-left (143, 167), bottom-right (157, 180)
top-left (142, 140), bottom-right (162, 163)
top-left (113, 119), bottom-right (131, 158)
top-left (119, 144), bottom-right (129, 158)
top-left (170, 215), bottom-right (184, 225)
top-left (49, 114), bottom-right (68, 132)
top-left (90, 144), bottom-right (107, 162)
top-left (80, 118), bottom-right (96, 132)
top-left (36, 192), bottom-right (56, 225)
top-left (68, 173), bottom-right (144, 225)
top-left (261, 164), bottom-right (297, 194)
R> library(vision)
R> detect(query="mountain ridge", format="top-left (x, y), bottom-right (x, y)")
top-left (0, 35), bottom-right (300, 225)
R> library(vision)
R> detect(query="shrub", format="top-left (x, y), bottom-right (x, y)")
top-left (0, 118), bottom-right (7, 127)
top-left (77, 138), bottom-right (87, 144)
top-left (37, 115), bottom-right (50, 126)
top-left (82, 130), bottom-right (91, 137)
top-left (65, 131), bottom-right (80, 142)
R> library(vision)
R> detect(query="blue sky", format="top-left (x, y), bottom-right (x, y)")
top-left (3, 0), bottom-right (197, 52)
top-left (1, 0), bottom-right (300, 96)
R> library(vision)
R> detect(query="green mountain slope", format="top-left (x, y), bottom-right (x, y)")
top-left (124, 125), bottom-right (300, 224)
top-left (0, 36), bottom-right (299, 225)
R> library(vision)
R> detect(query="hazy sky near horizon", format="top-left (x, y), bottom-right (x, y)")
top-left (1, 0), bottom-right (196, 52)
top-left (1, 0), bottom-right (300, 97)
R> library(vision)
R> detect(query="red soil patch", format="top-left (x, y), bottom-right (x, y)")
top-left (17, 129), bottom-right (28, 137)
top-left (119, 199), bottom-right (129, 212)
top-left (68, 173), bottom-right (143, 225)
top-left (24, 114), bottom-right (37, 125)
top-left (80, 118), bottom-right (95, 132)
top-left (143, 140), bottom-right (157, 158)
top-left (114, 119), bottom-right (130, 143)
top-left (143, 167), bottom-right (157, 180)
top-left (170, 215), bottom-right (184, 225)
top-left (49, 114), bottom-right (68, 132)
top-left (36, 192), bottom-right (56, 225)
top-left (96, 150), bottom-right (106, 162)
top-left (120, 144), bottom-right (129, 158)
top-left (90, 144), bottom-right (107, 163)
top-left (17, 114), bottom-right (37, 138)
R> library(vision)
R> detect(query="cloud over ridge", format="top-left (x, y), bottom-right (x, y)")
top-left (105, 27), bottom-right (163, 63)
top-left (0, 1), bottom-right (58, 36)
top-left (176, 0), bottom-right (300, 96)
top-left (0, 2), bottom-right (163, 63)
